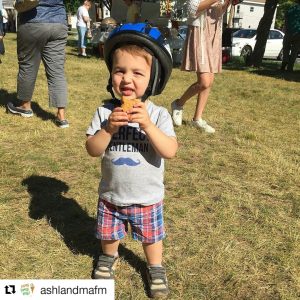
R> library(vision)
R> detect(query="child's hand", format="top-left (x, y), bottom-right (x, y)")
top-left (128, 102), bottom-right (152, 130)
top-left (106, 107), bottom-right (129, 134)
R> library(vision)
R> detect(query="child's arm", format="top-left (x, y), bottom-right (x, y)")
top-left (86, 107), bottom-right (129, 157)
top-left (129, 103), bottom-right (178, 159)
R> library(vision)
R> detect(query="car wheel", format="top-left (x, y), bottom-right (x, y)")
top-left (241, 46), bottom-right (252, 58)
top-left (277, 49), bottom-right (283, 61)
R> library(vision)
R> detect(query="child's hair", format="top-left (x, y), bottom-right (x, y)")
top-left (113, 44), bottom-right (152, 67)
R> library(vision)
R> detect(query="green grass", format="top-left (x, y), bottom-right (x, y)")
top-left (0, 33), bottom-right (300, 299)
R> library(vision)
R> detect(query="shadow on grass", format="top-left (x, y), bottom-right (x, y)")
top-left (22, 175), bottom-right (148, 286)
top-left (66, 39), bottom-right (78, 48)
top-left (0, 89), bottom-right (56, 121)
top-left (250, 69), bottom-right (300, 83)
top-left (222, 57), bottom-right (300, 82)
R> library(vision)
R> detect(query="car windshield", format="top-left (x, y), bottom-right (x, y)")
top-left (233, 29), bottom-right (257, 38)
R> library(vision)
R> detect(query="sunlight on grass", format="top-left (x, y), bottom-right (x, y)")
top-left (0, 33), bottom-right (299, 299)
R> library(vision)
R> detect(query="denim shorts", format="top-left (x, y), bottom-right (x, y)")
top-left (77, 26), bottom-right (87, 48)
top-left (96, 199), bottom-right (165, 243)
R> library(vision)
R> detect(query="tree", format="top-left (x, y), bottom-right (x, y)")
top-left (248, 0), bottom-right (298, 67)
top-left (275, 0), bottom-right (296, 29)
top-left (247, 0), bottom-right (278, 67)
top-left (64, 0), bottom-right (81, 14)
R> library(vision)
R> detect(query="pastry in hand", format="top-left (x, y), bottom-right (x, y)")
top-left (121, 96), bottom-right (140, 112)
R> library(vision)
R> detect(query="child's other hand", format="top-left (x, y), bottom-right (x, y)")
top-left (128, 102), bottom-right (152, 130)
top-left (106, 107), bottom-right (129, 134)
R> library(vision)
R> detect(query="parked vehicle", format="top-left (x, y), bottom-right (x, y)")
top-left (178, 25), bottom-right (187, 40)
top-left (231, 28), bottom-right (284, 60)
top-left (165, 25), bottom-right (240, 65)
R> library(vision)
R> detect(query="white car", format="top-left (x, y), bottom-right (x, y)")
top-left (232, 28), bottom-right (284, 60)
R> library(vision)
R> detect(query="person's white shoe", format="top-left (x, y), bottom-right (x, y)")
top-left (191, 119), bottom-right (215, 133)
top-left (171, 99), bottom-right (183, 126)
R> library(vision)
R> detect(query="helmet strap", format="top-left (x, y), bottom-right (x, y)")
top-left (107, 75), bottom-right (117, 100)
top-left (141, 56), bottom-right (160, 102)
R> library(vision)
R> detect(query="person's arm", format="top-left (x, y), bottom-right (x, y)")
top-left (83, 15), bottom-right (90, 23)
top-left (86, 107), bottom-right (129, 157)
top-left (196, 0), bottom-right (219, 13)
top-left (82, 7), bottom-right (90, 25)
top-left (143, 125), bottom-right (178, 159)
top-left (129, 103), bottom-right (178, 159)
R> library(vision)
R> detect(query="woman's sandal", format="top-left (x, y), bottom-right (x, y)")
top-left (93, 254), bottom-right (119, 279)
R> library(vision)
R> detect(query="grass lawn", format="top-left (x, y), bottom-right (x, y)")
top-left (0, 33), bottom-right (299, 299)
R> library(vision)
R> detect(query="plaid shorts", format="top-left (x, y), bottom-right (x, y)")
top-left (96, 199), bottom-right (165, 243)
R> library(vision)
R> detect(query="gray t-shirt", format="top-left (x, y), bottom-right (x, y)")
top-left (86, 100), bottom-right (176, 206)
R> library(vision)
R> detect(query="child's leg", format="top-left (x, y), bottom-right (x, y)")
top-left (143, 241), bottom-right (169, 298)
top-left (94, 200), bottom-right (126, 279)
top-left (142, 240), bottom-right (162, 266)
top-left (101, 239), bottom-right (120, 257)
top-left (129, 201), bottom-right (168, 297)
top-left (94, 240), bottom-right (120, 279)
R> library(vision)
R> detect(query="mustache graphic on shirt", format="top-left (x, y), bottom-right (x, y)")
top-left (111, 157), bottom-right (141, 166)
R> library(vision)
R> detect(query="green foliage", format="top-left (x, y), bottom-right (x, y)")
top-left (275, 0), bottom-right (297, 29)
top-left (64, 0), bottom-right (82, 14)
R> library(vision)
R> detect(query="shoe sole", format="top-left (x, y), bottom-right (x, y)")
top-left (7, 105), bottom-right (33, 118)
top-left (58, 124), bottom-right (69, 128)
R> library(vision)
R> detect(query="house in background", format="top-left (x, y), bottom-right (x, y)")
top-left (230, 0), bottom-right (277, 29)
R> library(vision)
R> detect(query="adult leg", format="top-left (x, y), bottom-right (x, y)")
top-left (7, 23), bottom-right (43, 117)
top-left (42, 24), bottom-right (68, 123)
top-left (171, 78), bottom-right (199, 126)
top-left (176, 81), bottom-right (200, 107)
top-left (189, 72), bottom-right (215, 133)
top-left (76, 26), bottom-right (81, 54)
top-left (77, 26), bottom-right (87, 56)
top-left (193, 72), bottom-right (214, 121)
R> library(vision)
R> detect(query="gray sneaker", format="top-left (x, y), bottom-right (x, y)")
top-left (55, 119), bottom-right (69, 128)
top-left (171, 99), bottom-right (183, 126)
top-left (191, 119), bottom-right (215, 133)
top-left (146, 266), bottom-right (169, 298)
top-left (7, 101), bottom-right (33, 118)
top-left (93, 254), bottom-right (119, 279)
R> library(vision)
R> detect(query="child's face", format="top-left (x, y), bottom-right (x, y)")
top-left (112, 50), bottom-right (151, 100)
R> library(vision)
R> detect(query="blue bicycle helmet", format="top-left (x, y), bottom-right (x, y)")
top-left (104, 23), bottom-right (173, 101)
